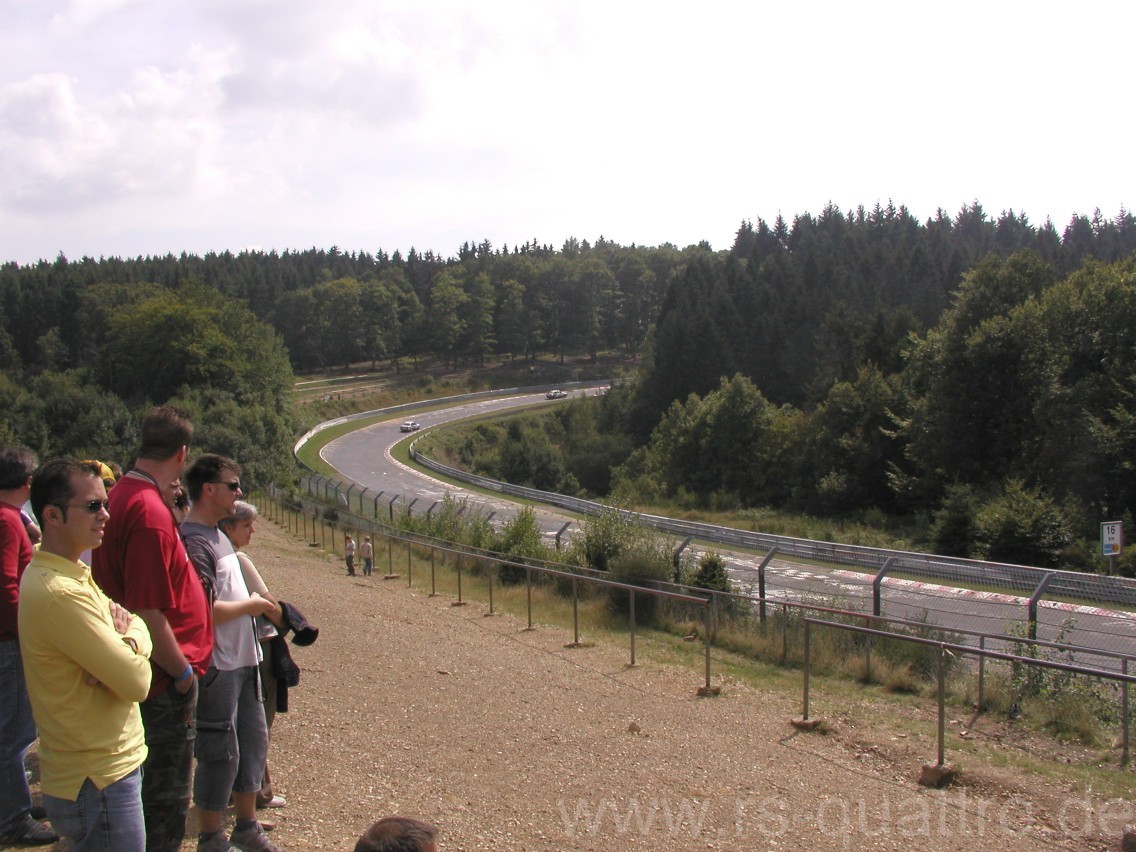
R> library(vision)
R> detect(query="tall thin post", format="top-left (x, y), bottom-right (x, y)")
top-left (757, 548), bottom-right (777, 625)
top-left (703, 603), bottom-right (712, 693)
top-left (525, 567), bottom-right (533, 629)
top-left (865, 625), bottom-right (872, 684)
top-left (802, 620), bottom-right (811, 721)
top-left (781, 603), bottom-right (789, 666)
top-left (570, 578), bottom-right (579, 646)
top-left (629, 590), bottom-right (636, 666)
top-left (937, 648), bottom-right (947, 767)
top-left (1123, 657), bottom-right (1130, 767)
top-left (977, 635), bottom-right (986, 712)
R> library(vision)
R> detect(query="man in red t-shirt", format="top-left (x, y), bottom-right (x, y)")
top-left (92, 407), bottom-right (213, 852)
top-left (0, 446), bottom-right (57, 846)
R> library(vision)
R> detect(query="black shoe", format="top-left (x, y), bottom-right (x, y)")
top-left (0, 814), bottom-right (59, 846)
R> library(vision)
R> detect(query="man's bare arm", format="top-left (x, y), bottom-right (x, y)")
top-left (212, 593), bottom-right (274, 625)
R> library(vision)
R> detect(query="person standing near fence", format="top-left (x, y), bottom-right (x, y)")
top-left (345, 534), bottom-right (356, 576)
top-left (361, 536), bottom-right (373, 576)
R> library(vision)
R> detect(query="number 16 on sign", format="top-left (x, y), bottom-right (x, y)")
top-left (1102, 521), bottom-right (1123, 574)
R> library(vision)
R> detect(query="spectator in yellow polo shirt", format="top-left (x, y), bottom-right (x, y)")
top-left (19, 458), bottom-right (153, 851)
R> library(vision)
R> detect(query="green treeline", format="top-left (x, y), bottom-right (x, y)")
top-left (613, 242), bottom-right (1136, 566)
top-left (8, 203), bottom-right (1130, 380)
top-left (1, 237), bottom-right (687, 374)
top-left (0, 281), bottom-right (296, 484)
top-left (2, 202), bottom-right (1135, 571)
top-left (423, 206), bottom-right (1136, 573)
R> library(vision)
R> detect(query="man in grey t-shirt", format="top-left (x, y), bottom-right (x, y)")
top-left (181, 455), bottom-right (277, 852)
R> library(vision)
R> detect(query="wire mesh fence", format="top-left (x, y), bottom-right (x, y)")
top-left (286, 469), bottom-right (1136, 663)
top-left (256, 483), bottom-right (1136, 767)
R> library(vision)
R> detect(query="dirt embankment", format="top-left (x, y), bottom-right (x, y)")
top-left (128, 518), bottom-right (1135, 850)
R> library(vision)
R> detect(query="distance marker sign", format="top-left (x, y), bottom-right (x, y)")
top-left (1101, 521), bottom-right (1123, 557)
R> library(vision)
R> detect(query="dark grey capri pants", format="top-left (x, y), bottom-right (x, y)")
top-left (193, 665), bottom-right (268, 812)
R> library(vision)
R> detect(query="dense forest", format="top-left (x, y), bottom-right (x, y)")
top-left (2, 202), bottom-right (1135, 570)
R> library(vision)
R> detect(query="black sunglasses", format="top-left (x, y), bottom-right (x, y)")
top-left (60, 499), bottom-right (110, 514)
top-left (209, 480), bottom-right (242, 492)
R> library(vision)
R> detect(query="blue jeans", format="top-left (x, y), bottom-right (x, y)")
top-left (43, 767), bottom-right (144, 852)
top-left (0, 640), bottom-right (36, 835)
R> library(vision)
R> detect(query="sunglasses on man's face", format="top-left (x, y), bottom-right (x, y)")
top-left (60, 499), bottom-right (110, 514)
top-left (209, 480), bottom-right (242, 493)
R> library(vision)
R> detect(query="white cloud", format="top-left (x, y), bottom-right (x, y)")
top-left (0, 0), bottom-right (1132, 264)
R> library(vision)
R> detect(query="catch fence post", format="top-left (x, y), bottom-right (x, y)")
top-left (569, 578), bottom-right (580, 646)
top-left (703, 600), bottom-right (712, 693)
top-left (781, 603), bottom-right (789, 666)
top-left (757, 548), bottom-right (777, 625)
top-left (1123, 657), bottom-right (1130, 767)
top-left (936, 647), bottom-right (947, 767)
top-left (1027, 574), bottom-right (1055, 641)
top-left (525, 567), bottom-right (533, 629)
top-left (977, 635), bottom-right (986, 711)
top-left (385, 536), bottom-right (395, 579)
top-left (629, 590), bottom-right (636, 667)
top-left (802, 620), bottom-right (811, 721)
top-left (873, 557), bottom-right (895, 618)
top-left (455, 554), bottom-right (464, 605)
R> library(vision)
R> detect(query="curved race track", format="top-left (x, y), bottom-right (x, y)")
top-left (319, 392), bottom-right (1136, 664)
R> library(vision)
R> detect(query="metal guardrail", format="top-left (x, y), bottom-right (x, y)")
top-left (293, 388), bottom-right (1136, 611)
top-left (408, 443), bottom-right (1136, 609)
top-left (287, 474), bottom-right (1120, 669)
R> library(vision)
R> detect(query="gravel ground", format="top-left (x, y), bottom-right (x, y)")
top-left (23, 518), bottom-right (1131, 851)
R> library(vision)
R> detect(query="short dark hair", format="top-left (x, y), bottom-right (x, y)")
top-left (184, 454), bottom-right (241, 502)
top-left (137, 405), bottom-right (193, 461)
top-left (355, 816), bottom-right (439, 852)
top-left (0, 446), bottom-right (38, 491)
top-left (30, 458), bottom-right (101, 525)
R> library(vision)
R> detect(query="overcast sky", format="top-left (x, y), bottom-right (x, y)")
top-left (1, 1), bottom-right (1131, 266)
